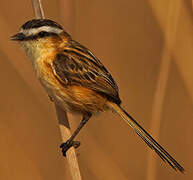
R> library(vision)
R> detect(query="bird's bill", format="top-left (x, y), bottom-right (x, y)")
top-left (10, 33), bottom-right (25, 41)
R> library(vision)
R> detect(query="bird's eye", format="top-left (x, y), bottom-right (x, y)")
top-left (38, 31), bottom-right (49, 37)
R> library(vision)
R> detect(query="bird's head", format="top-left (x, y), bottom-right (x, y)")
top-left (11, 19), bottom-right (70, 60)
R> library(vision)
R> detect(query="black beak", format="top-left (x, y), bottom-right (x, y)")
top-left (10, 33), bottom-right (25, 41)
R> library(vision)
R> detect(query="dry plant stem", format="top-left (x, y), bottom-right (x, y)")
top-left (31, 0), bottom-right (45, 19)
top-left (55, 104), bottom-right (82, 180)
top-left (31, 0), bottom-right (82, 179)
top-left (147, 1), bottom-right (182, 180)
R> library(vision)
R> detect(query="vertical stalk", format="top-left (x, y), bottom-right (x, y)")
top-left (31, 0), bottom-right (82, 179)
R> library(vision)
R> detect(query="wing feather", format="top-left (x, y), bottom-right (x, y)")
top-left (52, 42), bottom-right (121, 104)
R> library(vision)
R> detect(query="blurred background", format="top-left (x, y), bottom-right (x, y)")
top-left (0, 0), bottom-right (192, 179)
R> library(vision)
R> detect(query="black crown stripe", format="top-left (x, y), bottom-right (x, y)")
top-left (22, 19), bottom-right (63, 30)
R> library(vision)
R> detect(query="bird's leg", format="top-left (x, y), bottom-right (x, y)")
top-left (60, 112), bottom-right (92, 156)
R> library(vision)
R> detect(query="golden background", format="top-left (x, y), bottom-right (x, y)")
top-left (0, 0), bottom-right (192, 179)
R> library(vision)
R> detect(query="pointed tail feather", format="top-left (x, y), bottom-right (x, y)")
top-left (108, 102), bottom-right (185, 173)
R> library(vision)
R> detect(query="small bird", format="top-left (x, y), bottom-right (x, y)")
top-left (11, 18), bottom-right (184, 173)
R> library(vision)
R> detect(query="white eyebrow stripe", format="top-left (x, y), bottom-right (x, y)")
top-left (20, 26), bottom-right (63, 36)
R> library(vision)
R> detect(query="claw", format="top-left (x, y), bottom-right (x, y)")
top-left (60, 140), bottom-right (80, 156)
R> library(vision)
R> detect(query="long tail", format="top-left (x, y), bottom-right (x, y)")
top-left (108, 102), bottom-right (185, 173)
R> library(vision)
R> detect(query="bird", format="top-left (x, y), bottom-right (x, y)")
top-left (11, 18), bottom-right (184, 173)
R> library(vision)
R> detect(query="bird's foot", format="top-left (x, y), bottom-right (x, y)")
top-left (60, 140), bottom-right (80, 156)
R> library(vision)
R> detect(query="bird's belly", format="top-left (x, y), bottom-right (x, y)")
top-left (36, 60), bottom-right (109, 114)
top-left (42, 78), bottom-right (109, 114)
top-left (37, 70), bottom-right (73, 112)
